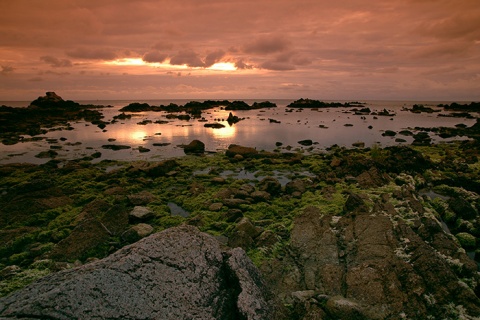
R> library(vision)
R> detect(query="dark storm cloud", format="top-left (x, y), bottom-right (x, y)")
top-left (243, 36), bottom-right (292, 55)
top-left (142, 51), bottom-right (168, 63)
top-left (169, 50), bottom-right (205, 67)
top-left (40, 56), bottom-right (73, 68)
top-left (204, 50), bottom-right (226, 67)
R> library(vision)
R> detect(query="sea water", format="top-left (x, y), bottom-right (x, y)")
top-left (0, 99), bottom-right (477, 164)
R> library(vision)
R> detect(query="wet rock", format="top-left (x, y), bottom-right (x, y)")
top-left (258, 177), bottom-right (282, 196)
top-left (225, 209), bottom-right (244, 222)
top-left (261, 201), bottom-right (480, 319)
top-left (228, 218), bottom-right (263, 250)
top-left (209, 202), bottom-right (224, 211)
top-left (0, 226), bottom-right (271, 319)
top-left (255, 230), bottom-right (278, 248)
top-left (343, 193), bottom-right (368, 213)
top-left (140, 159), bottom-right (178, 177)
top-left (285, 179), bottom-right (307, 195)
top-left (204, 122), bottom-right (226, 128)
top-left (101, 144), bottom-right (131, 151)
top-left (226, 144), bottom-right (259, 158)
top-left (129, 206), bottom-right (154, 222)
top-left (382, 130), bottom-right (397, 137)
top-left (356, 167), bottom-right (390, 188)
top-left (223, 198), bottom-right (249, 208)
top-left (183, 139), bottom-right (205, 154)
top-left (251, 191), bottom-right (271, 203)
top-left (448, 197), bottom-right (477, 220)
top-left (298, 139), bottom-right (313, 146)
top-left (412, 132), bottom-right (432, 146)
top-left (122, 223), bottom-right (154, 243)
top-left (0, 265), bottom-right (21, 279)
top-left (127, 191), bottom-right (156, 205)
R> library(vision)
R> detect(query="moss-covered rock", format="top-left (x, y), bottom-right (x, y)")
top-left (455, 232), bottom-right (477, 249)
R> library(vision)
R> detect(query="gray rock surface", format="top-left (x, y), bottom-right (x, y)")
top-left (0, 225), bottom-right (271, 319)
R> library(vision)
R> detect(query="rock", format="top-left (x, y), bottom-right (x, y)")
top-left (228, 218), bottom-right (263, 250)
top-left (101, 144), bottom-right (131, 151)
top-left (298, 139), bottom-right (313, 146)
top-left (255, 230), bottom-right (278, 248)
top-left (223, 198), bottom-right (249, 208)
top-left (127, 191), bottom-right (156, 205)
top-left (448, 197), bottom-right (477, 220)
top-left (122, 223), bottom-right (154, 243)
top-left (258, 177), bottom-right (282, 196)
top-left (382, 130), bottom-right (397, 137)
top-left (204, 122), bottom-right (226, 128)
top-left (343, 193), bottom-right (368, 213)
top-left (140, 159), bottom-right (178, 177)
top-left (0, 265), bottom-right (21, 279)
top-left (285, 179), bottom-right (307, 195)
top-left (261, 202), bottom-right (480, 319)
top-left (455, 232), bottom-right (476, 249)
top-left (129, 206), bottom-right (154, 221)
top-left (352, 141), bottom-right (365, 148)
top-left (356, 167), bottom-right (390, 188)
top-left (227, 112), bottom-right (241, 124)
top-left (48, 219), bottom-right (111, 261)
top-left (132, 223), bottom-right (154, 237)
top-left (225, 209), bottom-right (244, 222)
top-left (251, 191), bottom-right (271, 202)
top-left (0, 226), bottom-right (271, 319)
top-left (183, 139), bottom-right (205, 154)
top-left (226, 144), bottom-right (259, 158)
top-left (209, 202), bottom-right (224, 211)
top-left (325, 296), bottom-right (369, 320)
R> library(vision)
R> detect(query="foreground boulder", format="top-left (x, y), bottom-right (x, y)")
top-left (0, 225), bottom-right (271, 319)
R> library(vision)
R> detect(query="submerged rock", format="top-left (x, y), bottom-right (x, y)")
top-left (0, 225), bottom-right (271, 319)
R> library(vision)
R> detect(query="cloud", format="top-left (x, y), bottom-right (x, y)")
top-left (235, 59), bottom-right (254, 69)
top-left (66, 48), bottom-right (117, 60)
top-left (142, 51), bottom-right (168, 63)
top-left (40, 56), bottom-right (73, 68)
top-left (0, 65), bottom-right (15, 75)
top-left (260, 61), bottom-right (296, 71)
top-left (204, 49), bottom-right (225, 67)
top-left (243, 36), bottom-right (291, 55)
top-left (169, 49), bottom-right (205, 67)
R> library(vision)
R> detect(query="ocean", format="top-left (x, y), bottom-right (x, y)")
top-left (0, 99), bottom-right (477, 164)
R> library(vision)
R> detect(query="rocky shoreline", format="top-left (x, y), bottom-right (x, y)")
top-left (0, 93), bottom-right (480, 319)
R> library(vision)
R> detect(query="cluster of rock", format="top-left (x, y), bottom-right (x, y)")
top-left (119, 99), bottom-right (277, 116)
top-left (0, 92), bottom-right (109, 145)
top-left (261, 191), bottom-right (480, 319)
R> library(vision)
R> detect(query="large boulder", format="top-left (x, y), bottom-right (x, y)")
top-left (261, 202), bottom-right (480, 319)
top-left (0, 225), bottom-right (271, 319)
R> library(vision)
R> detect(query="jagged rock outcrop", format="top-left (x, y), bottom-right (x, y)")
top-left (261, 194), bottom-right (480, 319)
top-left (0, 225), bottom-right (271, 319)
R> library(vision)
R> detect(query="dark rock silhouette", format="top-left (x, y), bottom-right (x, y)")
top-left (0, 225), bottom-right (271, 319)
top-left (184, 139), bottom-right (206, 154)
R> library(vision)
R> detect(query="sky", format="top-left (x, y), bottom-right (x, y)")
top-left (0, 0), bottom-right (479, 101)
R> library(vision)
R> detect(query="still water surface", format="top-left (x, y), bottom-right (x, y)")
top-left (0, 99), bottom-right (477, 164)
